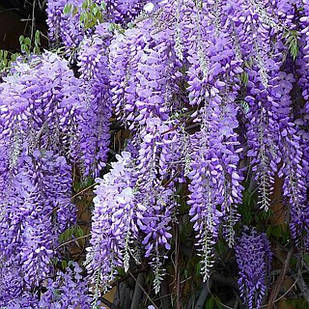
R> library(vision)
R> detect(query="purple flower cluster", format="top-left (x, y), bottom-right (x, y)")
top-left (77, 24), bottom-right (113, 176)
top-left (235, 228), bottom-right (272, 309)
top-left (47, 0), bottom-right (101, 48)
top-left (188, 103), bottom-right (244, 280)
top-left (0, 52), bottom-right (96, 303)
top-left (0, 262), bottom-right (94, 308)
top-left (106, 0), bottom-right (148, 24)
top-left (0, 0), bottom-right (308, 303)
top-left (275, 73), bottom-right (309, 241)
top-left (87, 116), bottom-right (183, 294)
top-left (173, 0), bottom-right (245, 280)
top-left (134, 118), bottom-right (178, 292)
top-left (39, 263), bottom-right (93, 308)
top-left (109, 19), bottom-right (181, 128)
top-left (296, 0), bottom-right (309, 186)
top-left (86, 151), bottom-right (138, 295)
top-left (0, 150), bottom-right (74, 303)
top-left (47, 0), bottom-right (150, 49)
top-left (0, 52), bottom-right (84, 163)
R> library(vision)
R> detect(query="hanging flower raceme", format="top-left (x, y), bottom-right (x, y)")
top-left (47, 0), bottom-right (151, 49)
top-left (295, 0), bottom-right (309, 188)
top-left (174, 0), bottom-right (245, 281)
top-left (86, 151), bottom-right (139, 297)
top-left (188, 101), bottom-right (244, 281)
top-left (245, 68), bottom-right (281, 211)
top-left (242, 0), bottom-right (291, 211)
top-left (298, 0), bottom-right (309, 114)
top-left (0, 55), bottom-right (80, 293)
top-left (0, 52), bottom-right (85, 165)
top-left (274, 72), bottom-right (309, 241)
top-left (0, 150), bottom-right (74, 293)
top-left (77, 23), bottom-right (113, 176)
top-left (87, 117), bottom-right (181, 295)
top-left (235, 228), bottom-right (272, 309)
top-left (134, 117), bottom-right (180, 293)
top-left (39, 263), bottom-right (93, 308)
top-left (47, 0), bottom-right (103, 48)
top-left (109, 18), bottom-right (182, 128)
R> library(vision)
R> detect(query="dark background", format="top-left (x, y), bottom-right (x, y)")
top-left (0, 0), bottom-right (47, 51)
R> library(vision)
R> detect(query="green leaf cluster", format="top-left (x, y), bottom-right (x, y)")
top-left (64, 0), bottom-right (106, 30)
top-left (284, 29), bottom-right (299, 61)
top-left (19, 30), bottom-right (41, 55)
top-left (59, 225), bottom-right (84, 243)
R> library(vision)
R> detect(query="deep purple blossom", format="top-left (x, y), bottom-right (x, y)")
top-left (235, 228), bottom-right (272, 309)
top-left (39, 263), bottom-right (93, 308)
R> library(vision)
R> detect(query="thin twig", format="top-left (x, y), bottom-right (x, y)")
top-left (57, 234), bottom-right (90, 249)
top-left (71, 183), bottom-right (97, 200)
top-left (130, 273), bottom-right (144, 309)
top-left (175, 223), bottom-right (181, 309)
top-left (266, 247), bottom-right (293, 309)
top-left (31, 0), bottom-right (36, 41)
top-left (273, 278), bottom-right (298, 303)
top-left (48, 183), bottom-right (96, 217)
top-left (129, 271), bottom-right (158, 309)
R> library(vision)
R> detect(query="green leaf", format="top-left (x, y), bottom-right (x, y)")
top-left (35, 30), bottom-right (40, 44)
top-left (59, 225), bottom-right (84, 243)
top-left (92, 6), bottom-right (98, 15)
top-left (61, 260), bottom-right (68, 269)
top-left (75, 226), bottom-right (84, 238)
top-left (24, 37), bottom-right (31, 47)
top-left (34, 46), bottom-right (40, 54)
top-left (100, 1), bottom-right (106, 10)
top-left (72, 6), bottom-right (79, 16)
top-left (284, 29), bottom-right (299, 61)
top-left (19, 35), bottom-right (24, 45)
top-left (11, 53), bottom-right (19, 62)
top-left (205, 296), bottom-right (215, 309)
top-left (82, 0), bottom-right (88, 9)
top-left (63, 4), bottom-right (73, 14)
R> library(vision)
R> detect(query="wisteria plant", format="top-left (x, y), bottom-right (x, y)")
top-left (0, 0), bottom-right (308, 308)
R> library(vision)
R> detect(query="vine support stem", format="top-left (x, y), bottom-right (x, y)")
top-left (266, 247), bottom-right (293, 309)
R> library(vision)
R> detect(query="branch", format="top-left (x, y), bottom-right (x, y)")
top-left (194, 282), bottom-right (210, 309)
top-left (57, 234), bottom-right (90, 249)
top-left (130, 273), bottom-right (144, 309)
top-left (267, 247), bottom-right (293, 309)
top-left (275, 252), bottom-right (309, 304)
top-left (129, 271), bottom-right (158, 309)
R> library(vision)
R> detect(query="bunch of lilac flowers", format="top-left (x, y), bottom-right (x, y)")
top-left (77, 23), bottom-right (113, 176)
top-left (39, 263), bottom-right (94, 308)
top-left (47, 0), bottom-right (152, 49)
top-left (86, 151), bottom-right (138, 296)
top-left (0, 150), bottom-right (75, 304)
top-left (87, 118), bottom-right (180, 295)
top-left (0, 0), bottom-right (308, 305)
top-left (235, 228), bottom-right (272, 309)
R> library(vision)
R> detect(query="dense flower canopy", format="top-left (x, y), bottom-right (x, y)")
top-left (0, 0), bottom-right (308, 308)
